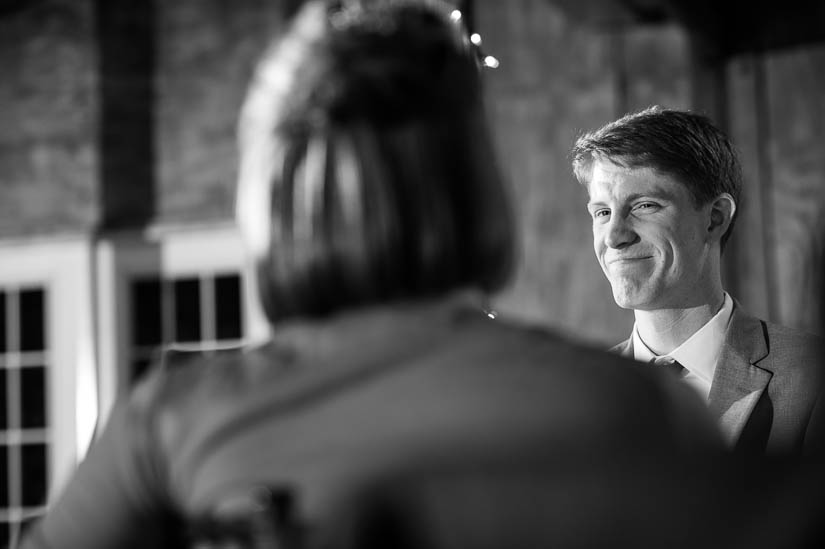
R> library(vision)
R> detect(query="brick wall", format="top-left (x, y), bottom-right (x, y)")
top-left (0, 0), bottom-right (98, 238)
top-left (154, 0), bottom-right (284, 225)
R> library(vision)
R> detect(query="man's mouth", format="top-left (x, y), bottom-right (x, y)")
top-left (607, 255), bottom-right (653, 265)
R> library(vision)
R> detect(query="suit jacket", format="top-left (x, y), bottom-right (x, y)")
top-left (612, 303), bottom-right (825, 456)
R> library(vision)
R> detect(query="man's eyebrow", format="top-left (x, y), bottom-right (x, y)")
top-left (626, 189), bottom-right (675, 201)
top-left (587, 190), bottom-right (674, 208)
top-left (614, 190), bottom-right (676, 203)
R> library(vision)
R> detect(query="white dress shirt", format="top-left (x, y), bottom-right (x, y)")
top-left (633, 293), bottom-right (734, 401)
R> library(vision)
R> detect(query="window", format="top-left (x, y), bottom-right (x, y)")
top-left (0, 225), bottom-right (266, 548)
top-left (0, 287), bottom-right (49, 548)
top-left (0, 237), bottom-right (96, 549)
top-left (95, 223), bottom-right (269, 422)
top-left (129, 272), bottom-right (244, 381)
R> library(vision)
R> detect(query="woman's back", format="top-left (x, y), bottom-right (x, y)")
top-left (24, 292), bottom-right (720, 548)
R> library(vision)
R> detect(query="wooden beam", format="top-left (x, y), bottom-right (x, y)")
top-left (95, 0), bottom-right (156, 230)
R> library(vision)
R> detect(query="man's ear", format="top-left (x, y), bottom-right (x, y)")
top-left (708, 193), bottom-right (736, 241)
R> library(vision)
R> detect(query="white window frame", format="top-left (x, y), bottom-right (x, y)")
top-left (0, 222), bottom-right (270, 537)
top-left (0, 235), bottom-right (97, 517)
top-left (95, 221), bottom-right (269, 430)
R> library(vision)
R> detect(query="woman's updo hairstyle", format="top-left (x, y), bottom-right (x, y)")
top-left (237, 0), bottom-right (515, 324)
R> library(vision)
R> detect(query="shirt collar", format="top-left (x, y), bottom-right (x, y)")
top-left (632, 292), bottom-right (734, 385)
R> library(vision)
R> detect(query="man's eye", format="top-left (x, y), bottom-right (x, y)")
top-left (633, 202), bottom-right (658, 212)
top-left (592, 209), bottom-right (610, 219)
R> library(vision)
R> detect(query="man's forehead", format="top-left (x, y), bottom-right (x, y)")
top-left (587, 159), bottom-right (681, 198)
top-left (591, 158), bottom-right (655, 182)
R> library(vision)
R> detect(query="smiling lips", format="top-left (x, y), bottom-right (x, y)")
top-left (607, 256), bottom-right (653, 268)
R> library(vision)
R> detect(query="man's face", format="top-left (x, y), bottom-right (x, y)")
top-left (586, 159), bottom-right (716, 311)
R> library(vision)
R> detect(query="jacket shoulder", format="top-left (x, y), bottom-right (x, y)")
top-left (129, 344), bottom-right (296, 425)
top-left (759, 319), bottom-right (824, 368)
top-left (733, 312), bottom-right (825, 399)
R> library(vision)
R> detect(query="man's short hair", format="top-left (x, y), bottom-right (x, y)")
top-left (237, 0), bottom-right (515, 324)
top-left (570, 106), bottom-right (743, 249)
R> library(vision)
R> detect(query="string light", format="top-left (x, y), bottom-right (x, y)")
top-left (483, 55), bottom-right (500, 68)
top-left (448, 9), bottom-right (499, 69)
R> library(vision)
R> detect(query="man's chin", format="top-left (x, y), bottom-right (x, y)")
top-left (610, 287), bottom-right (653, 310)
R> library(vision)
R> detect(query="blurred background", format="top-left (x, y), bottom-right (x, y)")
top-left (0, 0), bottom-right (824, 546)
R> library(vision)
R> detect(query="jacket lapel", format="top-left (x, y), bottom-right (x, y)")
top-left (708, 305), bottom-right (772, 446)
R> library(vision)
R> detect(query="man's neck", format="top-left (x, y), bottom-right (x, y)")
top-left (634, 293), bottom-right (726, 356)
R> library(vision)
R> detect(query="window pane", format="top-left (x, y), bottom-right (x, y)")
top-left (21, 367), bottom-right (46, 429)
top-left (215, 275), bottom-right (243, 340)
top-left (0, 522), bottom-right (8, 549)
top-left (21, 444), bottom-right (47, 507)
top-left (0, 292), bottom-right (6, 353)
top-left (0, 446), bottom-right (7, 507)
top-left (174, 278), bottom-right (200, 343)
top-left (131, 278), bottom-right (163, 346)
top-left (0, 372), bottom-right (6, 430)
top-left (19, 289), bottom-right (45, 352)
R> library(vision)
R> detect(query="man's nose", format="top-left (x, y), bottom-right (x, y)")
top-left (604, 215), bottom-right (639, 249)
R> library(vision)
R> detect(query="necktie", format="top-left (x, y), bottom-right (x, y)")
top-left (650, 356), bottom-right (687, 378)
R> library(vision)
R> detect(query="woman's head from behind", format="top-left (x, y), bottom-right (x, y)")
top-left (237, 0), bottom-right (515, 325)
